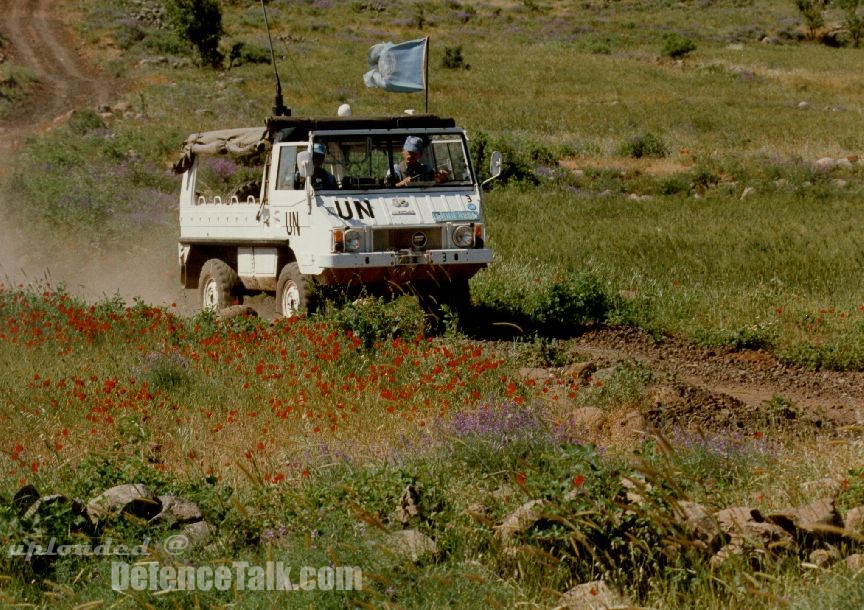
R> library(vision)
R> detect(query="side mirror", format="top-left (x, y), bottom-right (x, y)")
top-left (489, 151), bottom-right (503, 179)
top-left (481, 150), bottom-right (504, 189)
top-left (297, 151), bottom-right (312, 178)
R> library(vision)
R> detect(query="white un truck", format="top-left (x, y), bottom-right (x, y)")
top-left (174, 113), bottom-right (501, 318)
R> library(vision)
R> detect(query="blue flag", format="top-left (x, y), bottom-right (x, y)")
top-left (363, 38), bottom-right (427, 93)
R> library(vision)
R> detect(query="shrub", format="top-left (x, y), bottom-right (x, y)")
top-left (165, 0), bottom-right (224, 67)
top-left (326, 294), bottom-right (425, 348)
top-left (618, 132), bottom-right (668, 158)
top-left (441, 46), bottom-right (469, 70)
top-left (526, 272), bottom-right (611, 334)
top-left (794, 0), bottom-right (825, 40)
top-left (837, 0), bottom-right (864, 47)
top-left (662, 33), bottom-right (696, 59)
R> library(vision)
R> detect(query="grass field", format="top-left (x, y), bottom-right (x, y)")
top-left (2, 0), bottom-right (864, 607)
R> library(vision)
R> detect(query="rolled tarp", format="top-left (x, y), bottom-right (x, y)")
top-left (172, 126), bottom-right (268, 173)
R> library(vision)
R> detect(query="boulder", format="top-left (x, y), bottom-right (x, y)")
top-left (844, 506), bottom-right (864, 534)
top-left (674, 501), bottom-right (723, 547)
top-left (765, 497), bottom-right (843, 536)
top-left (151, 495), bottom-right (203, 527)
top-left (494, 500), bottom-right (546, 545)
top-left (182, 520), bottom-right (216, 550)
top-left (87, 484), bottom-right (161, 523)
top-left (386, 529), bottom-right (438, 562)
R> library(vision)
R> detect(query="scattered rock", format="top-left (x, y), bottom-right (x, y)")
top-left (797, 101), bottom-right (810, 110)
top-left (674, 501), bottom-right (723, 548)
top-left (216, 305), bottom-right (258, 321)
top-left (765, 497), bottom-right (843, 536)
top-left (833, 179), bottom-right (848, 189)
top-left (87, 484), bottom-right (161, 523)
top-left (559, 580), bottom-right (629, 609)
top-left (836, 158), bottom-right (853, 170)
top-left (151, 495), bottom-right (202, 527)
top-left (844, 506), bottom-right (864, 534)
top-left (394, 484), bottom-right (421, 525)
top-left (616, 289), bottom-right (638, 301)
top-left (814, 157), bottom-right (836, 171)
top-left (846, 553), bottom-right (864, 571)
top-left (809, 546), bottom-right (840, 567)
top-left (182, 520), bottom-right (216, 550)
top-left (740, 186), bottom-right (756, 200)
top-left (386, 529), bottom-right (438, 562)
top-left (563, 361), bottom-right (597, 381)
top-left (491, 484), bottom-right (517, 503)
top-left (494, 499), bottom-right (546, 545)
top-left (761, 35), bottom-right (780, 45)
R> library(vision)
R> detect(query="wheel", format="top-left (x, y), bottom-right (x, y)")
top-left (199, 259), bottom-right (240, 311)
top-left (276, 262), bottom-right (317, 318)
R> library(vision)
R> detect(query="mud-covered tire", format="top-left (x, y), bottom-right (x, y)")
top-left (199, 259), bottom-right (240, 312)
top-left (276, 262), bottom-right (317, 318)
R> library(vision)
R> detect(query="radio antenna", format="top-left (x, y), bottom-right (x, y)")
top-left (261, 0), bottom-right (290, 116)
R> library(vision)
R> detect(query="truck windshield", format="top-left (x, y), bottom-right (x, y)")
top-left (311, 133), bottom-right (474, 191)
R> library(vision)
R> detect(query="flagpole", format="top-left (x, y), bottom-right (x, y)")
top-left (424, 36), bottom-right (429, 113)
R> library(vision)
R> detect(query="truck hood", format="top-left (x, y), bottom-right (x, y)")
top-left (318, 192), bottom-right (481, 227)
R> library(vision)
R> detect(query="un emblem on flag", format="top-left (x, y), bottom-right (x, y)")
top-left (379, 51), bottom-right (397, 79)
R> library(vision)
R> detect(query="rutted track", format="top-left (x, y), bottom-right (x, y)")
top-left (571, 327), bottom-right (864, 429)
top-left (0, 0), bottom-right (113, 149)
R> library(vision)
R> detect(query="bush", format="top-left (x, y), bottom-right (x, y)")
top-left (165, 0), bottom-right (224, 67)
top-left (662, 33), bottom-right (696, 59)
top-left (794, 0), bottom-right (825, 40)
top-left (837, 0), bottom-right (864, 47)
top-left (441, 46), bottom-right (469, 70)
top-left (618, 132), bottom-right (668, 159)
top-left (326, 295), bottom-right (425, 348)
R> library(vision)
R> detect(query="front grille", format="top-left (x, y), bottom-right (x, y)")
top-left (372, 228), bottom-right (443, 251)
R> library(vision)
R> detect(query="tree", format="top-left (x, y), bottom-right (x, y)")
top-left (794, 0), bottom-right (825, 40)
top-left (837, 0), bottom-right (864, 47)
top-left (166, 0), bottom-right (224, 67)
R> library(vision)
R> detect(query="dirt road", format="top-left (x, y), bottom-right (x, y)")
top-left (0, 0), bottom-right (861, 428)
top-left (0, 0), bottom-right (113, 148)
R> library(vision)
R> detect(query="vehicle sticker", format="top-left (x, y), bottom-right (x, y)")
top-left (466, 203), bottom-right (477, 211)
top-left (433, 211), bottom-right (479, 222)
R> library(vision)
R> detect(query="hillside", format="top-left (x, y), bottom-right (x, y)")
top-left (2, 0), bottom-right (864, 608)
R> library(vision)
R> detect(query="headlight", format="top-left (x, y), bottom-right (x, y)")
top-left (344, 229), bottom-right (363, 252)
top-left (452, 224), bottom-right (474, 248)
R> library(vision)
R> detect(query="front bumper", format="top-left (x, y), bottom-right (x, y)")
top-left (313, 248), bottom-right (492, 285)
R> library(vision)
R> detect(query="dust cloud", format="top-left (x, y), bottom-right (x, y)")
top-left (0, 198), bottom-right (196, 313)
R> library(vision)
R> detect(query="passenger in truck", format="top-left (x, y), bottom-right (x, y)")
top-left (389, 136), bottom-right (448, 187)
top-left (310, 142), bottom-right (338, 190)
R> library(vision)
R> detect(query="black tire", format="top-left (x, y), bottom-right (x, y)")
top-left (199, 259), bottom-right (240, 311)
top-left (276, 262), bottom-right (318, 318)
